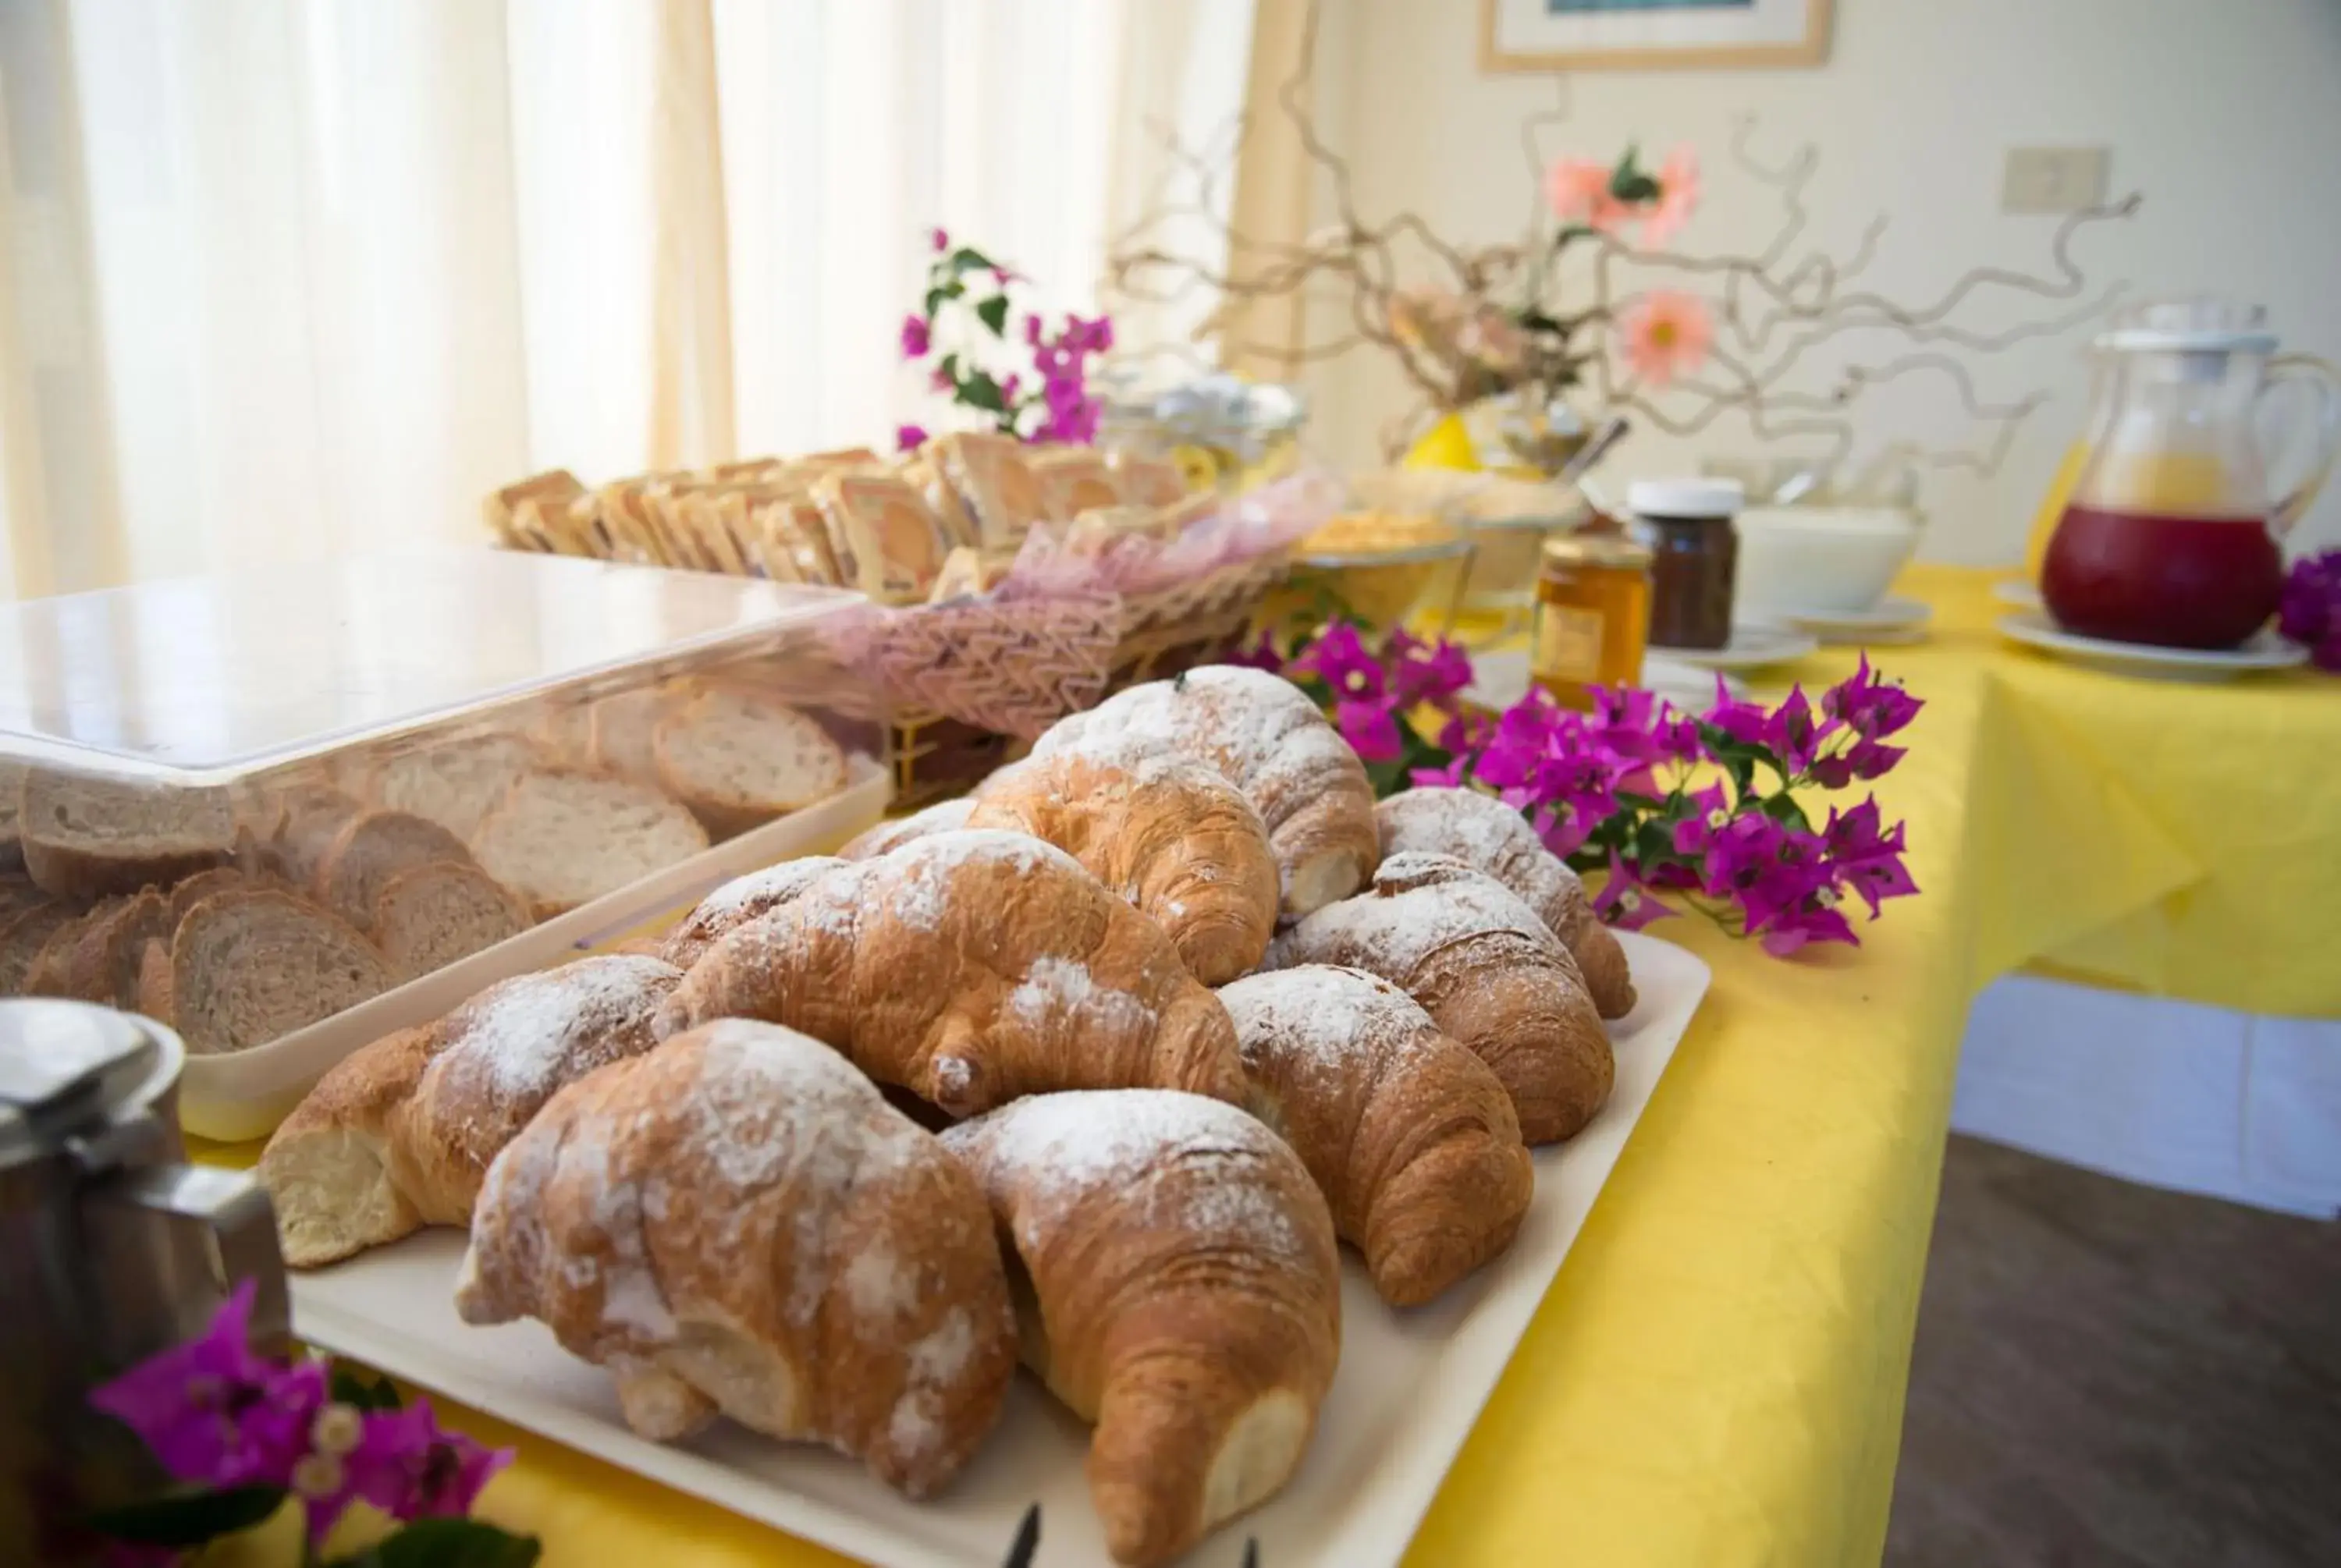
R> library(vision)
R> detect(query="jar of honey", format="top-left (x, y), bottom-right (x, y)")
top-left (1532, 534), bottom-right (1653, 709)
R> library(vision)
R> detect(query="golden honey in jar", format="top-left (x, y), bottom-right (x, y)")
top-left (1532, 534), bottom-right (1653, 710)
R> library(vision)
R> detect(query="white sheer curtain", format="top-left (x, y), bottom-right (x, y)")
top-left (0, 0), bottom-right (1256, 594)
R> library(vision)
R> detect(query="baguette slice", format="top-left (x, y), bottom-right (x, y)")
top-left (651, 687), bottom-right (848, 838)
top-left (371, 860), bottom-right (528, 981)
top-left (0, 902), bottom-right (76, 995)
top-left (23, 903), bottom-right (108, 996)
top-left (586, 686), bottom-right (674, 786)
top-left (0, 760), bottom-right (26, 871)
top-left (468, 770), bottom-right (710, 920)
top-left (20, 772), bottom-right (233, 899)
top-left (368, 734), bottom-right (544, 839)
top-left (313, 810), bottom-right (474, 932)
top-left (62, 888), bottom-right (174, 1007)
top-left (134, 937), bottom-right (172, 1023)
top-left (166, 889), bottom-right (394, 1055)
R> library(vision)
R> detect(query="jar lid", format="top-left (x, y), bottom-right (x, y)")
top-left (1627, 477), bottom-right (1743, 520)
top-left (1543, 534), bottom-right (1653, 569)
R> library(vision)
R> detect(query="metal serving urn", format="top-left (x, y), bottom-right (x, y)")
top-left (0, 1000), bottom-right (286, 1561)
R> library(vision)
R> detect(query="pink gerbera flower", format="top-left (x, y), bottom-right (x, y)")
top-left (1544, 158), bottom-right (1630, 233)
top-left (1638, 145), bottom-right (1700, 248)
top-left (1616, 291), bottom-right (1714, 386)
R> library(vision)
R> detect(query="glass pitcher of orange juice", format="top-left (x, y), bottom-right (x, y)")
top-left (2039, 299), bottom-right (2339, 648)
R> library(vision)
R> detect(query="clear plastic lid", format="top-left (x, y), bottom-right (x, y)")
top-left (0, 551), bottom-right (862, 786)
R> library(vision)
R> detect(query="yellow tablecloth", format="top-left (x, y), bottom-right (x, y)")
top-left (201, 566), bottom-right (2341, 1567)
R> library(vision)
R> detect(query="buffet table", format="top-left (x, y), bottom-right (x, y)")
top-left (198, 562), bottom-right (2341, 1567)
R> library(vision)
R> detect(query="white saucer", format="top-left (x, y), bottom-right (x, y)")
top-left (1756, 596), bottom-right (1933, 644)
top-left (1991, 580), bottom-right (2044, 610)
top-left (1650, 625), bottom-right (1822, 672)
top-left (1995, 612), bottom-right (2308, 680)
top-left (1462, 647), bottom-right (1744, 712)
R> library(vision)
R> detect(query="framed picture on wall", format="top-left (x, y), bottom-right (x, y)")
top-left (1480, 0), bottom-right (1835, 73)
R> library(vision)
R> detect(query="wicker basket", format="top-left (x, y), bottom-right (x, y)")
top-left (886, 552), bottom-right (1284, 808)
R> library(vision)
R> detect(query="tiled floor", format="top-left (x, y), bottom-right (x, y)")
top-left (1887, 1136), bottom-right (2341, 1567)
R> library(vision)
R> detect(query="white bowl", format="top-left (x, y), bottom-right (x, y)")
top-left (1733, 505), bottom-right (1922, 616)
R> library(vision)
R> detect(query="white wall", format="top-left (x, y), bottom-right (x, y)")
top-left (1298, 0), bottom-right (2341, 563)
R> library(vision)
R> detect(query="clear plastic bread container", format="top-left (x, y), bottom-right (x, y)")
top-left (0, 550), bottom-right (893, 1140)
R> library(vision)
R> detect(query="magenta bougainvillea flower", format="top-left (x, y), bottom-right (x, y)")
top-left (87, 1281), bottom-right (524, 1562)
top-left (89, 1280), bottom-right (320, 1491)
top-left (1254, 616), bottom-right (1923, 956)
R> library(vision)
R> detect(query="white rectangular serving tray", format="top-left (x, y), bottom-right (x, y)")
top-left (290, 931), bottom-right (1710, 1567)
top-left (182, 756), bottom-right (890, 1142)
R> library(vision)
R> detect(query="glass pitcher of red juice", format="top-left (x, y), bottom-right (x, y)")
top-left (2043, 299), bottom-right (2340, 649)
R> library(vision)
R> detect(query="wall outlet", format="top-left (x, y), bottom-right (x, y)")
top-left (2002, 146), bottom-right (2111, 214)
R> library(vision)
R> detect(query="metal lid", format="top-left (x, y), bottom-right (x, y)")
top-left (1543, 534), bottom-right (1653, 570)
top-left (0, 1001), bottom-right (176, 1167)
top-left (1627, 477), bottom-right (1743, 520)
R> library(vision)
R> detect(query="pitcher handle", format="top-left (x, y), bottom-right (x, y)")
top-left (2260, 353), bottom-right (2341, 535)
top-left (77, 1119), bottom-right (291, 1353)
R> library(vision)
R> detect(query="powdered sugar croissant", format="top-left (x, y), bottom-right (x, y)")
top-left (455, 1020), bottom-right (1016, 1498)
top-left (942, 1090), bottom-right (1341, 1566)
top-left (259, 953), bottom-right (681, 1267)
top-left (1219, 963), bottom-right (1533, 1304)
top-left (967, 736), bottom-right (1279, 984)
top-left (1029, 665), bottom-right (1379, 918)
top-left (1376, 786), bottom-right (1635, 1017)
top-left (655, 830), bottom-right (1248, 1117)
top-left (1270, 853), bottom-right (1612, 1143)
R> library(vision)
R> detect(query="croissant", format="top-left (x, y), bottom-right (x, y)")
top-left (1029, 665), bottom-right (1380, 918)
top-left (1375, 786), bottom-right (1636, 1018)
top-left (940, 1090), bottom-right (1341, 1566)
top-left (1269, 853), bottom-right (1612, 1143)
top-left (1218, 964), bottom-right (1533, 1304)
top-left (839, 796), bottom-right (974, 860)
top-left (258, 953), bottom-right (681, 1266)
top-left (656, 830), bottom-right (1248, 1117)
top-left (658, 855), bottom-right (846, 968)
top-left (966, 736), bottom-right (1279, 984)
top-left (456, 1020), bottom-right (1016, 1498)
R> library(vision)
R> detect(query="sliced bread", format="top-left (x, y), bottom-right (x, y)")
top-left (651, 686), bottom-right (848, 838)
top-left (5, 902), bottom-right (84, 995)
top-left (169, 866), bottom-right (259, 924)
top-left (468, 769), bottom-right (709, 920)
top-left (61, 887), bottom-right (174, 1007)
top-left (311, 810), bottom-right (474, 931)
top-left (366, 733), bottom-right (545, 839)
top-left (134, 937), bottom-right (172, 1023)
top-left (165, 889), bottom-right (394, 1055)
top-left (584, 686), bottom-right (673, 786)
top-left (370, 860), bottom-right (528, 981)
top-left (266, 788), bottom-right (365, 891)
top-left (0, 760), bottom-right (26, 871)
top-left (20, 772), bottom-right (234, 899)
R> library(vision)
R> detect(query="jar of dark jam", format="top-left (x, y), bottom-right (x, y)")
top-left (1632, 477), bottom-right (1743, 651)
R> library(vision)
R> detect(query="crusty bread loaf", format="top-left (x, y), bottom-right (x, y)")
top-left (370, 860), bottom-right (529, 982)
top-left (365, 734), bottom-right (545, 839)
top-left (19, 772), bottom-right (234, 899)
top-left (312, 809), bottom-right (474, 931)
top-left (469, 769), bottom-right (710, 920)
top-left (166, 889), bottom-right (394, 1055)
top-left (652, 686), bottom-right (847, 838)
